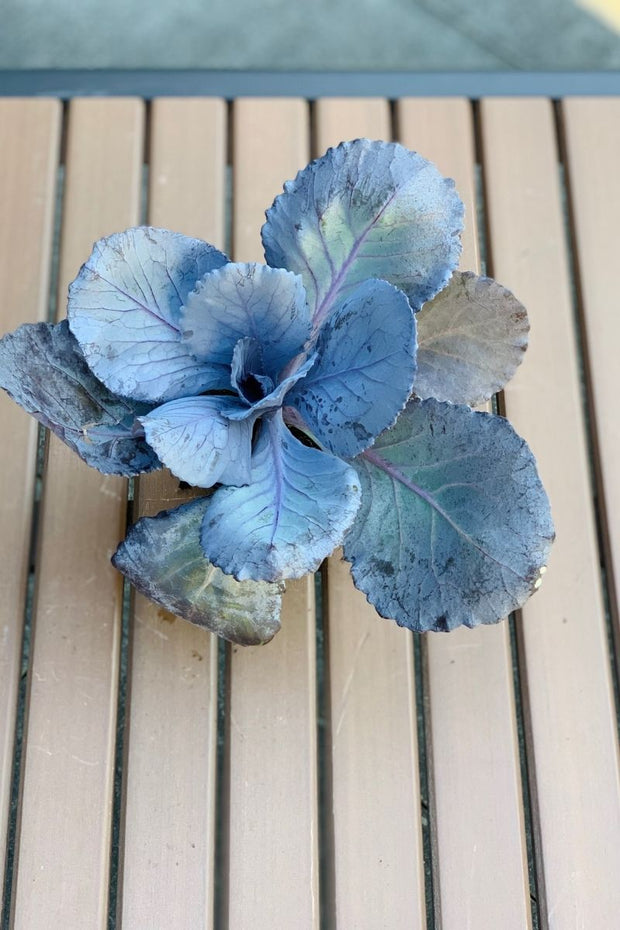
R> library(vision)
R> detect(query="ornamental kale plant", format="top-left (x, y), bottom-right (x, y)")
top-left (0, 139), bottom-right (554, 646)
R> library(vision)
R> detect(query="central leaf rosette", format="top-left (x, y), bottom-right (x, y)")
top-left (68, 250), bottom-right (418, 582)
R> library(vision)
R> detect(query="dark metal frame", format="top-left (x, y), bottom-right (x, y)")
top-left (1, 70), bottom-right (620, 98)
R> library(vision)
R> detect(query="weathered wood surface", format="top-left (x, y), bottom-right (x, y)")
top-left (0, 93), bottom-right (618, 930)
top-left (480, 97), bottom-right (620, 928)
top-left (225, 98), bottom-right (319, 930)
top-left (398, 97), bottom-right (531, 930)
top-left (0, 98), bottom-right (61, 889)
top-left (119, 99), bottom-right (226, 930)
top-left (317, 98), bottom-right (426, 930)
top-left (562, 98), bottom-right (620, 649)
top-left (12, 99), bottom-right (143, 930)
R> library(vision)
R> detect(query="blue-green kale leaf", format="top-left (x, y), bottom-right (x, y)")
top-left (182, 262), bottom-right (311, 379)
top-left (287, 278), bottom-right (417, 458)
top-left (344, 399), bottom-right (554, 632)
top-left (68, 227), bottom-right (229, 402)
top-left (262, 139), bottom-right (463, 327)
top-left (0, 320), bottom-right (160, 476)
top-left (201, 410), bottom-right (362, 582)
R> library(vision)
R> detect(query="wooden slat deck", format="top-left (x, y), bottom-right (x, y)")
top-left (0, 92), bottom-right (619, 929)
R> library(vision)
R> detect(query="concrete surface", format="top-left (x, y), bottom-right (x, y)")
top-left (0, 0), bottom-right (619, 70)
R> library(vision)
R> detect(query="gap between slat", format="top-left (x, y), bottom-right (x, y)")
top-left (314, 567), bottom-right (334, 930)
top-left (213, 638), bottom-right (230, 930)
top-left (213, 98), bottom-right (235, 930)
top-left (0, 441), bottom-right (42, 930)
top-left (412, 635), bottom-right (437, 930)
top-left (309, 100), bottom-right (336, 930)
top-left (106, 577), bottom-right (133, 930)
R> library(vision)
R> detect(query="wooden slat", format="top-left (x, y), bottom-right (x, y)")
top-left (315, 99), bottom-right (426, 930)
top-left (480, 97), bottom-right (620, 926)
top-left (118, 99), bottom-right (227, 929)
top-left (12, 99), bottom-right (144, 929)
top-left (0, 98), bottom-right (61, 887)
top-left (397, 98), bottom-right (531, 929)
top-left (561, 97), bottom-right (620, 632)
top-left (226, 98), bottom-right (319, 928)
top-left (397, 99), bottom-right (480, 272)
